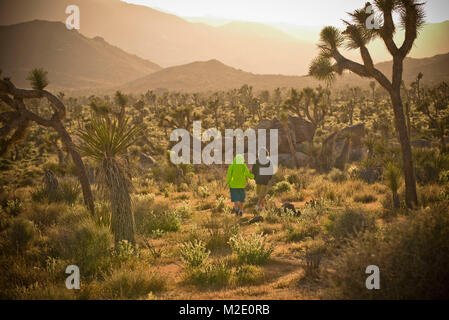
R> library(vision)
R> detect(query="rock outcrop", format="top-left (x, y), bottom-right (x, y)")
top-left (322, 123), bottom-right (366, 170)
top-left (255, 116), bottom-right (315, 154)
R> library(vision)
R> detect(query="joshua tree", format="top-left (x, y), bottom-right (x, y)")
top-left (0, 69), bottom-right (95, 214)
top-left (283, 87), bottom-right (327, 129)
top-left (78, 116), bottom-right (144, 246)
top-left (309, 0), bottom-right (423, 208)
top-left (283, 88), bottom-right (303, 118)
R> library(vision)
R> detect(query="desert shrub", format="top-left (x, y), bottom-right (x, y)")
top-left (235, 265), bottom-right (265, 286)
top-left (281, 190), bottom-right (305, 203)
top-left (353, 192), bottom-right (377, 204)
top-left (419, 185), bottom-right (446, 207)
top-left (180, 240), bottom-right (210, 269)
top-left (323, 204), bottom-right (449, 299)
top-left (213, 196), bottom-right (231, 214)
top-left (302, 238), bottom-right (327, 278)
top-left (358, 159), bottom-right (383, 184)
top-left (328, 168), bottom-right (347, 183)
top-left (0, 256), bottom-right (55, 299)
top-left (12, 283), bottom-right (76, 300)
top-left (413, 149), bottom-right (449, 184)
top-left (174, 202), bottom-right (193, 220)
top-left (286, 173), bottom-right (300, 186)
top-left (30, 186), bottom-right (48, 203)
top-left (5, 198), bottom-right (23, 216)
top-left (229, 233), bottom-right (273, 265)
top-left (439, 170), bottom-right (449, 185)
top-left (287, 218), bottom-right (321, 242)
top-left (204, 217), bottom-right (239, 252)
top-left (325, 208), bottom-right (375, 240)
top-left (133, 193), bottom-right (155, 216)
top-left (174, 193), bottom-right (190, 200)
top-left (178, 183), bottom-right (189, 192)
top-left (313, 183), bottom-right (340, 204)
top-left (24, 202), bottom-right (65, 228)
top-left (0, 210), bottom-right (10, 232)
top-left (48, 218), bottom-right (113, 276)
top-left (112, 240), bottom-right (140, 263)
top-left (151, 229), bottom-right (164, 239)
top-left (197, 186), bottom-right (211, 199)
top-left (58, 179), bottom-right (80, 205)
top-left (93, 201), bottom-right (111, 229)
top-left (263, 207), bottom-right (282, 224)
top-left (30, 179), bottom-right (80, 206)
top-left (273, 181), bottom-right (293, 194)
top-left (8, 218), bottom-right (35, 253)
top-left (198, 200), bottom-right (214, 211)
top-left (98, 266), bottom-right (166, 299)
top-left (142, 209), bottom-right (181, 234)
top-left (186, 259), bottom-right (232, 288)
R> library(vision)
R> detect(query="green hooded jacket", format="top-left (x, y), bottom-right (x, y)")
top-left (227, 155), bottom-right (254, 189)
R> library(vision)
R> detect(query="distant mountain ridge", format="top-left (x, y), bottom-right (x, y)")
top-left (121, 53), bottom-right (449, 93)
top-left (1, 0), bottom-right (448, 76)
top-left (0, 0), bottom-right (316, 75)
top-left (0, 20), bottom-right (162, 89)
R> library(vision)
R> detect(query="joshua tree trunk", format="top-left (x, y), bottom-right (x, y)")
top-left (390, 89), bottom-right (418, 208)
top-left (54, 122), bottom-right (95, 214)
top-left (107, 161), bottom-right (136, 246)
top-left (392, 191), bottom-right (400, 209)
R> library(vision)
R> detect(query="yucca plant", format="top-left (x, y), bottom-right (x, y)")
top-left (78, 116), bottom-right (144, 246)
top-left (26, 68), bottom-right (49, 90)
top-left (384, 162), bottom-right (402, 209)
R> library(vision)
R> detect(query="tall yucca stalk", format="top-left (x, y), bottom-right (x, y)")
top-left (384, 162), bottom-right (402, 209)
top-left (78, 116), bottom-right (144, 246)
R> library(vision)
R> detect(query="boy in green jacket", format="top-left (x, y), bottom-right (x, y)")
top-left (227, 154), bottom-right (254, 216)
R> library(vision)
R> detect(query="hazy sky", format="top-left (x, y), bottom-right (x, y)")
top-left (124, 0), bottom-right (449, 26)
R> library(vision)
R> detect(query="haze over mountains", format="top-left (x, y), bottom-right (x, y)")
top-left (0, 0), bottom-right (448, 93)
top-left (2, 0), bottom-right (448, 76)
top-left (0, 0), bottom-right (316, 75)
top-left (0, 20), bottom-right (161, 89)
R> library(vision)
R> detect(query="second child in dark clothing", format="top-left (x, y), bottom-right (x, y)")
top-left (252, 148), bottom-right (274, 213)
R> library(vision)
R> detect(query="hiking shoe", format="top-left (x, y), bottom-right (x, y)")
top-left (239, 211), bottom-right (243, 217)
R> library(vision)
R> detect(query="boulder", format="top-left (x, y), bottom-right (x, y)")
top-left (282, 203), bottom-right (301, 217)
top-left (255, 116), bottom-right (315, 154)
top-left (322, 123), bottom-right (366, 169)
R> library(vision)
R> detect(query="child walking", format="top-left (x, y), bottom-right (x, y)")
top-left (227, 154), bottom-right (254, 216)
top-left (252, 148), bottom-right (273, 213)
